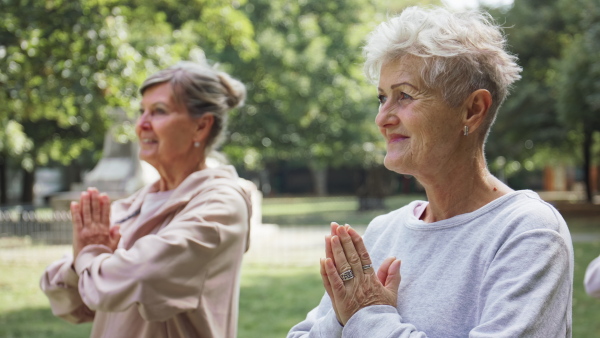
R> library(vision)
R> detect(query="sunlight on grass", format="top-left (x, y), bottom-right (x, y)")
top-left (262, 194), bottom-right (425, 226)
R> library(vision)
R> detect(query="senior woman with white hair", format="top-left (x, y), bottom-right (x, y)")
top-left (41, 61), bottom-right (251, 338)
top-left (288, 6), bottom-right (573, 338)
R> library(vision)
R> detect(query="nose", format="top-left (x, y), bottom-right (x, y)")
top-left (136, 111), bottom-right (151, 131)
top-left (375, 105), bottom-right (399, 129)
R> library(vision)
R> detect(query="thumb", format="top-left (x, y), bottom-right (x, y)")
top-left (109, 225), bottom-right (121, 247)
top-left (384, 259), bottom-right (402, 291)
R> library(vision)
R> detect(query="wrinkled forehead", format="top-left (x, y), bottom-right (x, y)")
top-left (378, 55), bottom-right (427, 90)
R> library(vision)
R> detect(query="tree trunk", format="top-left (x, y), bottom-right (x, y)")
top-left (0, 156), bottom-right (6, 205)
top-left (583, 129), bottom-right (593, 203)
top-left (21, 167), bottom-right (35, 204)
top-left (357, 166), bottom-right (389, 211)
top-left (309, 165), bottom-right (328, 196)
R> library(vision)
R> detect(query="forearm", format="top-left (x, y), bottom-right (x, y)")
top-left (40, 255), bottom-right (95, 323)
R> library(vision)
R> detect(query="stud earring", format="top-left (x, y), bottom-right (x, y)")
top-left (194, 141), bottom-right (201, 148)
top-left (463, 126), bottom-right (469, 136)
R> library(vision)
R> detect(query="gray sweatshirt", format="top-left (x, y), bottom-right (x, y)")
top-left (288, 190), bottom-right (573, 337)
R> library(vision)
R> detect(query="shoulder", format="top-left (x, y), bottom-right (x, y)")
top-left (494, 190), bottom-right (567, 234)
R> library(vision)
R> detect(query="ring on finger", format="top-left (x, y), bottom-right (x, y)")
top-left (362, 264), bottom-right (372, 270)
top-left (340, 269), bottom-right (354, 281)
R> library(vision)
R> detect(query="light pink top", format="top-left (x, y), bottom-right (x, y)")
top-left (40, 166), bottom-right (251, 338)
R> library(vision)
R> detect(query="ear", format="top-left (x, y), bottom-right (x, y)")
top-left (463, 89), bottom-right (492, 135)
top-left (193, 114), bottom-right (215, 143)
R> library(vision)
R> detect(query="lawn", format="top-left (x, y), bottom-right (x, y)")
top-left (262, 194), bottom-right (425, 226)
top-left (1, 194), bottom-right (600, 337)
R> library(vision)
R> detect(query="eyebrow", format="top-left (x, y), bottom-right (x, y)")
top-left (378, 82), bottom-right (418, 92)
top-left (140, 101), bottom-right (170, 109)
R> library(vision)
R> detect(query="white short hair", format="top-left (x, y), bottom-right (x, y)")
top-left (363, 6), bottom-right (522, 136)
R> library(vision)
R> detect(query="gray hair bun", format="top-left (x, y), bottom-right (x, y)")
top-left (218, 73), bottom-right (246, 109)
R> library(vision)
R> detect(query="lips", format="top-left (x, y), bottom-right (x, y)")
top-left (388, 133), bottom-right (409, 143)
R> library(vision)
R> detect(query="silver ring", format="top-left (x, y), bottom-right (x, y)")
top-left (340, 269), bottom-right (354, 281)
top-left (362, 264), bottom-right (372, 270)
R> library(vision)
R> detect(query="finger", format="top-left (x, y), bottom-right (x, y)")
top-left (325, 257), bottom-right (347, 298)
top-left (100, 193), bottom-right (111, 225)
top-left (330, 222), bottom-right (340, 236)
top-left (331, 235), bottom-right (353, 280)
top-left (80, 191), bottom-right (91, 226)
top-left (347, 227), bottom-right (374, 275)
top-left (325, 235), bottom-right (334, 263)
top-left (320, 258), bottom-right (335, 301)
top-left (89, 188), bottom-right (100, 223)
top-left (109, 225), bottom-right (121, 250)
top-left (377, 256), bottom-right (396, 285)
top-left (336, 227), bottom-right (362, 279)
top-left (326, 222), bottom-right (340, 263)
top-left (385, 259), bottom-right (402, 291)
top-left (70, 202), bottom-right (82, 231)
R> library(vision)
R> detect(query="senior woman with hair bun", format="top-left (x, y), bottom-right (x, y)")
top-left (289, 6), bottom-right (573, 338)
top-left (41, 61), bottom-right (251, 338)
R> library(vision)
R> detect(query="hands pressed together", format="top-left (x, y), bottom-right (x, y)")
top-left (71, 188), bottom-right (121, 259)
top-left (321, 222), bottom-right (401, 326)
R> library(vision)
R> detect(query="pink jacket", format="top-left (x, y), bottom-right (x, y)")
top-left (40, 166), bottom-right (251, 338)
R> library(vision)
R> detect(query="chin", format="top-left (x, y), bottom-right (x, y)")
top-left (383, 155), bottom-right (412, 175)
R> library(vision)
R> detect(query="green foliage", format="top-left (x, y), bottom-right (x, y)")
top-left (486, 0), bottom-right (600, 183)
top-left (217, 0), bottom-right (386, 170)
top-left (0, 0), bottom-right (257, 172)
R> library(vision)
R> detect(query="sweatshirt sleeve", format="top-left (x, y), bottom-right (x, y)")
top-left (73, 185), bottom-right (248, 322)
top-left (287, 293), bottom-right (344, 338)
top-left (584, 255), bottom-right (600, 298)
top-left (39, 255), bottom-right (95, 323)
top-left (316, 229), bottom-right (571, 338)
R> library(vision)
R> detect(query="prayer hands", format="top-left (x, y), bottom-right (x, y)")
top-left (71, 187), bottom-right (120, 258)
top-left (321, 222), bottom-right (401, 326)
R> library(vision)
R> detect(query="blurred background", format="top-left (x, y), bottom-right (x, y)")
top-left (1, 0), bottom-right (600, 337)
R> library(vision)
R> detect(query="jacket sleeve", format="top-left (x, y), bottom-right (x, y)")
top-left (39, 255), bottom-right (95, 323)
top-left (584, 255), bottom-right (600, 298)
top-left (73, 185), bottom-right (248, 321)
top-left (339, 229), bottom-right (572, 338)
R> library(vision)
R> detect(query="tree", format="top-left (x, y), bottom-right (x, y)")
top-left (554, 0), bottom-right (600, 202)
top-left (0, 0), bottom-right (257, 203)
top-left (215, 0), bottom-right (387, 196)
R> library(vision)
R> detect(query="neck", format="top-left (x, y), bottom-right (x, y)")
top-left (416, 145), bottom-right (512, 223)
top-left (155, 156), bottom-right (207, 192)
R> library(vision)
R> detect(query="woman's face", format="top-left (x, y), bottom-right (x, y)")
top-left (136, 82), bottom-right (199, 169)
top-left (376, 57), bottom-right (464, 177)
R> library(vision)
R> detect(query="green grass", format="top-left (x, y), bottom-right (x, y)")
top-left (239, 264), bottom-right (322, 338)
top-left (262, 194), bottom-right (425, 226)
top-left (572, 241), bottom-right (600, 337)
top-left (0, 259), bottom-right (322, 338)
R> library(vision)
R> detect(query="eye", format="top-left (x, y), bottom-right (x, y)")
top-left (152, 108), bottom-right (167, 115)
top-left (398, 92), bottom-right (413, 101)
top-left (378, 95), bottom-right (387, 105)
